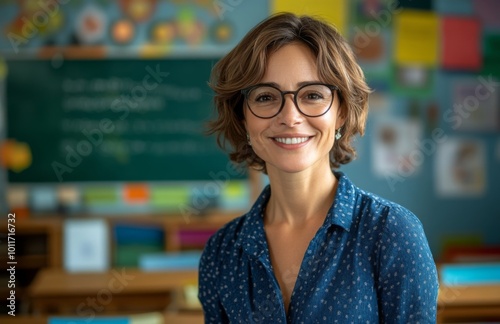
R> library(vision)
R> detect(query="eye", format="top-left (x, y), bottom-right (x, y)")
top-left (303, 91), bottom-right (324, 100)
top-left (255, 93), bottom-right (275, 102)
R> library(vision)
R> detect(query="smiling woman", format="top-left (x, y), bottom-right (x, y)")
top-left (199, 13), bottom-right (439, 323)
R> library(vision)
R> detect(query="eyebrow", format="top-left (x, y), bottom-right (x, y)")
top-left (259, 81), bottom-right (323, 89)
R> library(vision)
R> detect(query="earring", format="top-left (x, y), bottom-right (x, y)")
top-left (247, 133), bottom-right (252, 146)
top-left (335, 128), bottom-right (342, 140)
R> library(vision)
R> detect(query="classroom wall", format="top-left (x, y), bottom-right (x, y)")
top-left (0, 0), bottom-right (499, 259)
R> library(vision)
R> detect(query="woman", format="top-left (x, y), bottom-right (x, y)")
top-left (199, 13), bottom-right (438, 323)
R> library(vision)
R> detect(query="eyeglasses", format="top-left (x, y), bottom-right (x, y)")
top-left (241, 83), bottom-right (339, 119)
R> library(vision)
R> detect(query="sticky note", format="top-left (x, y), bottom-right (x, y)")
top-left (150, 185), bottom-right (190, 209)
top-left (7, 186), bottom-right (28, 208)
top-left (83, 187), bottom-right (118, 204)
top-left (441, 17), bottom-right (481, 71)
top-left (272, 0), bottom-right (347, 36)
top-left (123, 183), bottom-right (149, 204)
top-left (30, 186), bottom-right (58, 212)
top-left (395, 10), bottom-right (439, 66)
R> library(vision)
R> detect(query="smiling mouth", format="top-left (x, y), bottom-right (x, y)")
top-left (273, 137), bottom-right (311, 145)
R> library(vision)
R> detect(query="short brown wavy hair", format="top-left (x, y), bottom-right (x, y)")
top-left (208, 12), bottom-right (371, 173)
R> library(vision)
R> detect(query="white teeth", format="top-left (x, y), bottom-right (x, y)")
top-left (274, 137), bottom-right (309, 144)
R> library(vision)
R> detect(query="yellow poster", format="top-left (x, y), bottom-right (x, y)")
top-left (395, 10), bottom-right (439, 66)
top-left (272, 0), bottom-right (347, 36)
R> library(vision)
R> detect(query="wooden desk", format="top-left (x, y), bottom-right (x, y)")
top-left (438, 284), bottom-right (500, 322)
top-left (29, 268), bottom-right (200, 315)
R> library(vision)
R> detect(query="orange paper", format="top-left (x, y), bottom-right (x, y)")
top-left (124, 184), bottom-right (149, 203)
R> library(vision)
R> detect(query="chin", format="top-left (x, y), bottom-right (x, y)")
top-left (268, 161), bottom-right (314, 174)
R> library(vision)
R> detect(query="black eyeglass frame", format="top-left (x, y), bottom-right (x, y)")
top-left (240, 82), bottom-right (340, 119)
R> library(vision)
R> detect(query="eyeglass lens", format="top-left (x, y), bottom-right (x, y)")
top-left (246, 84), bottom-right (333, 118)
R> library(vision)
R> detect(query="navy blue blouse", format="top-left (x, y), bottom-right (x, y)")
top-left (198, 172), bottom-right (438, 323)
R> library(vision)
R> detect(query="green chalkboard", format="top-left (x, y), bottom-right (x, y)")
top-left (6, 58), bottom-right (243, 183)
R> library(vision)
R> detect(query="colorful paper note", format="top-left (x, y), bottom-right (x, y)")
top-left (150, 185), bottom-right (190, 209)
top-left (272, 0), bottom-right (347, 35)
top-left (124, 183), bottom-right (149, 204)
top-left (395, 11), bottom-right (439, 66)
top-left (30, 186), bottom-right (58, 212)
top-left (441, 17), bottom-right (481, 70)
top-left (6, 186), bottom-right (28, 209)
top-left (83, 186), bottom-right (118, 204)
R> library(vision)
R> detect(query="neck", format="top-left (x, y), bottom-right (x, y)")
top-left (265, 161), bottom-right (337, 227)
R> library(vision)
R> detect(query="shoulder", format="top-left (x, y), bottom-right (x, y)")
top-left (336, 172), bottom-right (430, 251)
top-left (346, 179), bottom-right (437, 269)
top-left (342, 182), bottom-right (439, 320)
top-left (352, 183), bottom-right (425, 236)
top-left (350, 184), bottom-right (436, 273)
top-left (335, 172), bottom-right (420, 223)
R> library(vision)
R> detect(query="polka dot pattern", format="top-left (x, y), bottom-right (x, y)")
top-left (198, 172), bottom-right (439, 323)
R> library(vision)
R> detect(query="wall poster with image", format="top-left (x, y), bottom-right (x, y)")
top-left (372, 116), bottom-right (423, 177)
top-left (435, 138), bottom-right (486, 197)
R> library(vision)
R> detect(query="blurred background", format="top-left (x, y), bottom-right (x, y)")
top-left (0, 0), bottom-right (499, 323)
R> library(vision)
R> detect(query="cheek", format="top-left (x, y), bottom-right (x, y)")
top-left (315, 120), bottom-right (337, 148)
top-left (315, 117), bottom-right (336, 136)
top-left (246, 116), bottom-right (268, 136)
top-left (245, 122), bottom-right (270, 153)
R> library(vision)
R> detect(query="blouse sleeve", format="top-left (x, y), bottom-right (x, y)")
top-left (376, 207), bottom-right (439, 323)
top-left (198, 234), bottom-right (230, 324)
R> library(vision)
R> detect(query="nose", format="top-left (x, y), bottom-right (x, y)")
top-left (277, 94), bottom-right (304, 126)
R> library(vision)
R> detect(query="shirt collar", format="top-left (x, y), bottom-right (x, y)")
top-left (235, 184), bottom-right (271, 259)
top-left (324, 171), bottom-right (357, 231)
top-left (235, 171), bottom-right (357, 257)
